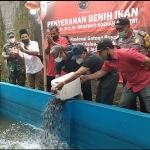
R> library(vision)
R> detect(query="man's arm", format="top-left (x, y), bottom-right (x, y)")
top-left (45, 35), bottom-right (68, 54)
top-left (55, 62), bottom-right (62, 78)
top-left (82, 69), bottom-right (108, 82)
top-left (2, 53), bottom-right (10, 60)
top-left (45, 45), bottom-right (51, 54)
top-left (54, 66), bottom-right (88, 90)
top-left (2, 46), bottom-right (10, 60)
top-left (144, 56), bottom-right (150, 68)
top-left (20, 47), bottom-right (38, 56)
top-left (8, 48), bottom-right (24, 61)
top-left (19, 42), bottom-right (38, 56)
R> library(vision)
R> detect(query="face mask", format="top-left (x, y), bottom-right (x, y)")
top-left (118, 31), bottom-right (127, 38)
top-left (76, 58), bottom-right (84, 64)
top-left (106, 53), bottom-right (112, 60)
top-left (54, 57), bottom-right (62, 62)
top-left (9, 38), bottom-right (15, 43)
top-left (22, 39), bottom-right (29, 45)
top-left (52, 35), bottom-right (59, 41)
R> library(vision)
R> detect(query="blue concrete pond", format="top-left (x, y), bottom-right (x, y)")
top-left (0, 82), bottom-right (150, 149)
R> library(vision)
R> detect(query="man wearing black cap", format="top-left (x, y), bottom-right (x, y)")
top-left (114, 17), bottom-right (150, 112)
top-left (80, 38), bottom-right (150, 113)
top-left (18, 29), bottom-right (44, 90)
top-left (50, 45), bottom-right (92, 101)
top-left (2, 31), bottom-right (26, 86)
top-left (54, 44), bottom-right (119, 105)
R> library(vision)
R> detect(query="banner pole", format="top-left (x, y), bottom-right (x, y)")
top-left (38, 10), bottom-right (47, 91)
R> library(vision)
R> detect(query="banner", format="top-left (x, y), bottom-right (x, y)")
top-left (40, 1), bottom-right (150, 52)
top-left (36, 1), bottom-right (150, 82)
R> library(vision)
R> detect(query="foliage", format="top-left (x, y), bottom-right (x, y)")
top-left (14, 4), bottom-right (35, 42)
top-left (0, 2), bottom-right (35, 84)
top-left (0, 6), bottom-right (4, 55)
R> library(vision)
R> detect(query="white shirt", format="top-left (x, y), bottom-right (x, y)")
top-left (19, 40), bottom-right (44, 74)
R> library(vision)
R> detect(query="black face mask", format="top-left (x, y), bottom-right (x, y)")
top-left (52, 35), bottom-right (59, 41)
top-left (106, 53), bottom-right (112, 60)
top-left (22, 39), bottom-right (29, 45)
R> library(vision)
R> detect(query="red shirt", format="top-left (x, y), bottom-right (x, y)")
top-left (102, 48), bottom-right (150, 92)
top-left (45, 36), bottom-right (68, 76)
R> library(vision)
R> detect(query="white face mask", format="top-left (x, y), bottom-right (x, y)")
top-left (76, 58), bottom-right (84, 64)
top-left (9, 38), bottom-right (15, 43)
top-left (54, 57), bottom-right (63, 62)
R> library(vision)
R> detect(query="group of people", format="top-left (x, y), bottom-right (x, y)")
top-left (2, 29), bottom-right (44, 90)
top-left (2, 17), bottom-right (150, 114)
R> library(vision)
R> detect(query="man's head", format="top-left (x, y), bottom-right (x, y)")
top-left (71, 44), bottom-right (87, 64)
top-left (97, 38), bottom-right (114, 60)
top-left (114, 17), bottom-right (131, 38)
top-left (49, 25), bottom-right (59, 42)
top-left (19, 29), bottom-right (30, 45)
top-left (6, 31), bottom-right (16, 44)
top-left (50, 45), bottom-right (65, 62)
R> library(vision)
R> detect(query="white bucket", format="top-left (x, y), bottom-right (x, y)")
top-left (51, 72), bottom-right (82, 101)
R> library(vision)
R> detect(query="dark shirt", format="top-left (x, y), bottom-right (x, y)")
top-left (82, 53), bottom-right (103, 74)
top-left (82, 52), bottom-right (116, 81)
top-left (66, 44), bottom-right (74, 52)
top-left (55, 51), bottom-right (81, 74)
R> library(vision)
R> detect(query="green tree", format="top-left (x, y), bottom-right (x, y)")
top-left (0, 6), bottom-right (4, 55)
top-left (14, 4), bottom-right (35, 41)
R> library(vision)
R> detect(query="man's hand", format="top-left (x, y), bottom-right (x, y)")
top-left (8, 48), bottom-right (18, 57)
top-left (80, 74), bottom-right (88, 83)
top-left (46, 35), bottom-right (54, 45)
top-left (18, 42), bottom-right (25, 52)
top-left (51, 88), bottom-right (57, 94)
top-left (55, 81), bottom-right (64, 91)
top-left (50, 81), bottom-right (64, 95)
top-left (8, 48), bottom-right (14, 56)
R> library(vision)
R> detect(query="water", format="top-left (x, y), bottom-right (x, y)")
top-left (0, 98), bottom-right (72, 149)
top-left (41, 98), bottom-right (68, 149)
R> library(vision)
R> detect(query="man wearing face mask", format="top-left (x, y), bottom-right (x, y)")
top-left (50, 45), bottom-right (92, 100)
top-left (114, 17), bottom-right (150, 113)
top-left (2, 31), bottom-right (26, 86)
top-left (45, 25), bottom-right (68, 92)
top-left (53, 44), bottom-right (119, 105)
top-left (17, 29), bottom-right (44, 90)
top-left (80, 38), bottom-right (150, 113)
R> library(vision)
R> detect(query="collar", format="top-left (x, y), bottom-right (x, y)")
top-left (113, 48), bottom-right (118, 59)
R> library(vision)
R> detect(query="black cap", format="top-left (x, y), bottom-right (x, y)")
top-left (97, 38), bottom-right (113, 51)
top-left (114, 17), bottom-right (130, 28)
top-left (71, 44), bottom-right (86, 59)
top-left (19, 29), bottom-right (28, 37)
